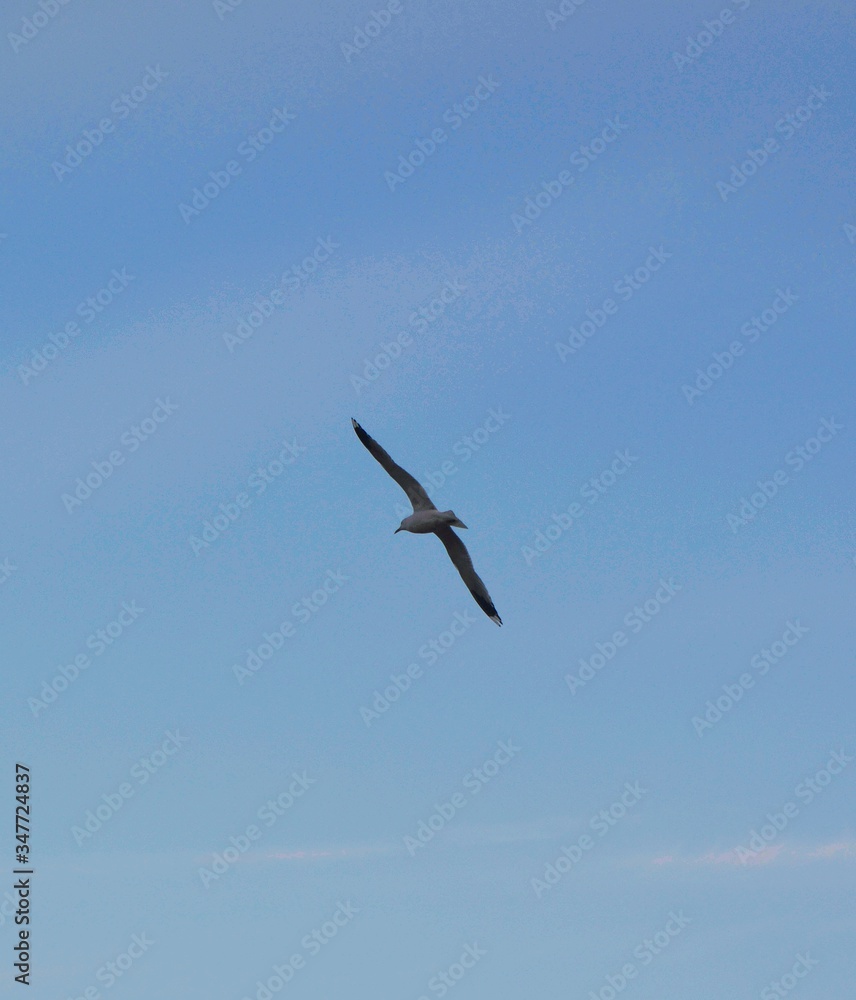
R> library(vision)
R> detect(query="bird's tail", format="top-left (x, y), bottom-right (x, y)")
top-left (444, 511), bottom-right (468, 529)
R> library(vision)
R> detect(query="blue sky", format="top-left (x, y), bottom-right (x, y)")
top-left (2, 1), bottom-right (855, 997)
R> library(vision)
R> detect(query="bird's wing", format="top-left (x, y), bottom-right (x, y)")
top-left (435, 526), bottom-right (502, 626)
top-left (351, 419), bottom-right (436, 512)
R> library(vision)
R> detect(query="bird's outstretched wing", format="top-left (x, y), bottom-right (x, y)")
top-left (351, 419), bottom-right (437, 512)
top-left (435, 526), bottom-right (502, 626)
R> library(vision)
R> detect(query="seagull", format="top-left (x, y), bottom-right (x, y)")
top-left (352, 419), bottom-right (502, 625)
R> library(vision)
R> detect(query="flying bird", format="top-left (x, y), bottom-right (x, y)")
top-left (351, 419), bottom-right (502, 625)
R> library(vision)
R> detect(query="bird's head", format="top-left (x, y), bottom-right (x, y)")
top-left (394, 521), bottom-right (406, 534)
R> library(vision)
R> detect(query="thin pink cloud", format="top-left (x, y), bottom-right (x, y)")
top-left (262, 842), bottom-right (397, 862)
top-left (733, 844), bottom-right (786, 867)
top-left (808, 840), bottom-right (856, 860)
top-left (650, 839), bottom-right (856, 869)
top-left (270, 849), bottom-right (339, 861)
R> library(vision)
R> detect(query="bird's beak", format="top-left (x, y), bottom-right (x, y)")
top-left (394, 527), bottom-right (402, 534)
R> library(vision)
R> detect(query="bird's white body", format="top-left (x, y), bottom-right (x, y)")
top-left (397, 510), bottom-right (467, 534)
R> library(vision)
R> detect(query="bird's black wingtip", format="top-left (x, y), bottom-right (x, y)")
top-left (473, 591), bottom-right (502, 626)
top-left (351, 418), bottom-right (370, 445)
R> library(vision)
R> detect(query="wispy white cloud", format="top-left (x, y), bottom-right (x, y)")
top-left (443, 817), bottom-right (580, 847)
top-left (807, 839), bottom-right (856, 860)
top-left (248, 817), bottom-right (584, 865)
top-left (264, 842), bottom-right (394, 862)
top-left (650, 839), bottom-right (856, 869)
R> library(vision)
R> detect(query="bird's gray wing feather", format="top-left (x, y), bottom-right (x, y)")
top-left (435, 526), bottom-right (502, 625)
top-left (351, 419), bottom-right (436, 512)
